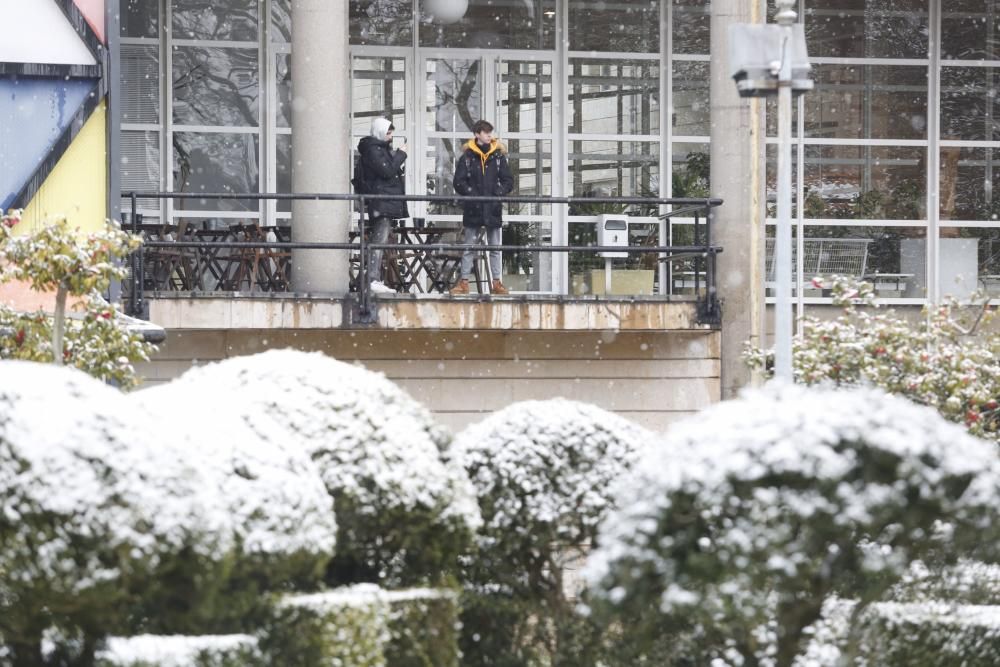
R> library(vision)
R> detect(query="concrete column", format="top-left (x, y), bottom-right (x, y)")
top-left (290, 0), bottom-right (350, 294)
top-left (710, 0), bottom-right (764, 399)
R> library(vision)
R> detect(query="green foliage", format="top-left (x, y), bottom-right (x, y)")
top-left (849, 602), bottom-right (1000, 666)
top-left (0, 211), bottom-right (152, 388)
top-left (259, 587), bottom-right (459, 667)
top-left (672, 152), bottom-right (710, 199)
top-left (746, 276), bottom-right (1000, 443)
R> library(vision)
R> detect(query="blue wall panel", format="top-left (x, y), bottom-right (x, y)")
top-left (0, 77), bottom-right (95, 209)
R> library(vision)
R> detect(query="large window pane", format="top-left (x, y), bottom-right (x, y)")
top-left (173, 47), bottom-right (259, 126)
top-left (801, 145), bottom-right (926, 220)
top-left (502, 222), bottom-right (553, 292)
top-left (121, 44), bottom-right (160, 124)
top-left (353, 57), bottom-right (406, 135)
top-left (672, 143), bottom-right (710, 198)
top-left (424, 137), bottom-right (465, 216)
top-left (507, 139), bottom-right (552, 216)
top-left (568, 60), bottom-right (660, 135)
top-left (173, 132), bottom-right (259, 211)
top-left (569, 221), bottom-right (661, 295)
top-left (568, 0), bottom-right (658, 53)
top-left (426, 59), bottom-right (481, 134)
top-left (940, 67), bottom-right (1000, 142)
top-left (804, 1), bottom-right (928, 59)
top-left (498, 61), bottom-right (553, 135)
top-left (941, 147), bottom-right (1000, 221)
top-left (942, 2), bottom-right (1000, 61)
top-left (276, 53), bottom-right (291, 129)
top-left (121, 0), bottom-right (159, 38)
top-left (421, 0), bottom-right (555, 49)
top-left (350, 0), bottom-right (412, 46)
top-left (569, 141), bottom-right (659, 201)
top-left (941, 227), bottom-right (1000, 297)
top-left (121, 130), bottom-right (161, 212)
top-left (272, 0), bottom-right (291, 43)
top-left (276, 134), bottom-right (291, 213)
top-left (672, 61), bottom-right (709, 137)
top-left (172, 0), bottom-right (258, 41)
top-left (766, 225), bottom-right (927, 298)
top-left (805, 65), bottom-right (928, 140)
top-left (673, 0), bottom-right (710, 55)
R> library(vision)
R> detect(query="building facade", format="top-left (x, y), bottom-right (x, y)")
top-left (5, 1), bottom-right (1000, 427)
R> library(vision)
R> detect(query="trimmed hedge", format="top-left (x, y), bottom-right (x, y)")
top-left (890, 560), bottom-right (1000, 606)
top-left (95, 634), bottom-right (262, 667)
top-left (853, 602), bottom-right (1000, 666)
top-left (259, 585), bottom-right (459, 667)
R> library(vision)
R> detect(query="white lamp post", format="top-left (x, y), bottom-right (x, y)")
top-left (728, 0), bottom-right (812, 381)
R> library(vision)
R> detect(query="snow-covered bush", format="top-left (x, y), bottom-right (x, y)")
top-left (889, 559), bottom-right (1000, 606)
top-left (452, 399), bottom-right (653, 666)
top-left (0, 362), bottom-right (229, 663)
top-left (584, 383), bottom-right (1000, 667)
top-left (95, 634), bottom-right (262, 667)
top-left (132, 349), bottom-right (480, 588)
top-left (260, 586), bottom-right (459, 667)
top-left (746, 276), bottom-right (1000, 443)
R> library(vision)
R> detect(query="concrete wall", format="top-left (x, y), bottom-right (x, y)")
top-left (136, 329), bottom-right (721, 434)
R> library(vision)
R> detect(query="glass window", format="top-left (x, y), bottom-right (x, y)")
top-left (568, 141), bottom-right (659, 200)
top-left (121, 0), bottom-right (159, 38)
top-left (350, 0), bottom-right (413, 46)
top-left (941, 147), bottom-right (1000, 221)
top-left (272, 0), bottom-right (291, 43)
top-left (353, 57), bottom-right (407, 135)
top-left (672, 143), bottom-right (710, 198)
top-left (941, 227), bottom-right (1000, 297)
top-left (498, 61), bottom-right (553, 136)
top-left (673, 0), bottom-right (710, 55)
top-left (424, 137), bottom-right (465, 215)
top-left (672, 61), bottom-right (710, 137)
top-left (173, 132), bottom-right (260, 211)
top-left (568, 0), bottom-right (659, 53)
top-left (276, 53), bottom-right (291, 129)
top-left (800, 145), bottom-right (926, 220)
top-left (121, 130), bottom-right (161, 212)
top-left (942, 1), bottom-right (1000, 61)
top-left (121, 44), bottom-right (160, 125)
top-left (568, 60), bottom-right (660, 135)
top-left (804, 65), bottom-right (928, 140)
top-left (276, 134), bottom-right (292, 213)
top-left (940, 67), bottom-right (1000, 142)
top-left (502, 222), bottom-right (553, 292)
top-left (421, 0), bottom-right (555, 49)
top-left (507, 139), bottom-right (552, 216)
top-left (425, 59), bottom-right (481, 134)
top-left (804, 1), bottom-right (929, 59)
top-left (172, 0), bottom-right (258, 41)
top-left (172, 47), bottom-right (259, 126)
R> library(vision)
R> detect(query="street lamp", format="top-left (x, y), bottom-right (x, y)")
top-left (728, 0), bottom-right (812, 380)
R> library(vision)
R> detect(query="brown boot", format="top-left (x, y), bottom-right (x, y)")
top-left (491, 279), bottom-right (509, 295)
top-left (450, 278), bottom-right (470, 295)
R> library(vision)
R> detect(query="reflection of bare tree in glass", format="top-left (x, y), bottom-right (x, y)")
top-left (350, 0), bottom-right (413, 46)
top-left (171, 0), bottom-right (258, 40)
top-left (172, 49), bottom-right (258, 126)
top-left (431, 60), bottom-right (480, 132)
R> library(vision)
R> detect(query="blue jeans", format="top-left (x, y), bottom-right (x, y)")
top-left (461, 226), bottom-right (502, 280)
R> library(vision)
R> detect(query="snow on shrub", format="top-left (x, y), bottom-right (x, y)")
top-left (584, 383), bottom-right (1000, 667)
top-left (133, 349), bottom-right (480, 587)
top-left (95, 634), bottom-right (262, 667)
top-left (451, 399), bottom-right (654, 665)
top-left (0, 361), bottom-right (229, 662)
top-left (889, 559), bottom-right (1000, 606)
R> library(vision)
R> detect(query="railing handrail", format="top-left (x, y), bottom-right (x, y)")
top-left (122, 191), bottom-right (723, 326)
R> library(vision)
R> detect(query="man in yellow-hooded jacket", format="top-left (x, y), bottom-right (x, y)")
top-left (450, 119), bottom-right (515, 295)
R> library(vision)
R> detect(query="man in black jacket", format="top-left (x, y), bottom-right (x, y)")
top-left (450, 119), bottom-right (515, 295)
top-left (357, 117), bottom-right (407, 294)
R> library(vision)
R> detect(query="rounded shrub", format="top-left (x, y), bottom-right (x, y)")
top-left (134, 349), bottom-right (481, 589)
top-left (584, 383), bottom-right (1000, 667)
top-left (451, 398), bottom-right (654, 666)
top-left (0, 361), bottom-right (230, 664)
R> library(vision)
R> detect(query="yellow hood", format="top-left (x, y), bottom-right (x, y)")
top-left (465, 138), bottom-right (506, 173)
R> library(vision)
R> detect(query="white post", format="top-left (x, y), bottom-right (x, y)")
top-left (773, 0), bottom-right (796, 380)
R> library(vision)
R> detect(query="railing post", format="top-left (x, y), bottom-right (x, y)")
top-left (358, 195), bottom-right (373, 322)
top-left (128, 193), bottom-right (145, 318)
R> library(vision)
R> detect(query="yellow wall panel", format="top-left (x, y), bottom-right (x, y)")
top-left (21, 101), bottom-right (107, 234)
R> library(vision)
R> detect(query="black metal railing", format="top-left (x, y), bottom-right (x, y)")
top-left (122, 192), bottom-right (723, 325)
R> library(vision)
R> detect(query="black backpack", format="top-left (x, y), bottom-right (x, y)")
top-left (351, 152), bottom-right (371, 195)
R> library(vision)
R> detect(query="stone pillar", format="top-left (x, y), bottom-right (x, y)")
top-left (290, 0), bottom-right (350, 294)
top-left (710, 0), bottom-right (764, 399)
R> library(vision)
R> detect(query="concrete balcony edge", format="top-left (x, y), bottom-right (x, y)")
top-left (145, 293), bottom-right (717, 332)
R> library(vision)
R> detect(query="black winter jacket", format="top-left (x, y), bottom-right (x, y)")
top-left (357, 135), bottom-right (408, 220)
top-left (453, 139), bottom-right (514, 229)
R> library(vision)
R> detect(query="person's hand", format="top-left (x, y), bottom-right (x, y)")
top-left (397, 140), bottom-right (408, 154)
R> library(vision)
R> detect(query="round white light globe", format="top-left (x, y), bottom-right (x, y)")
top-left (424, 0), bottom-right (468, 24)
